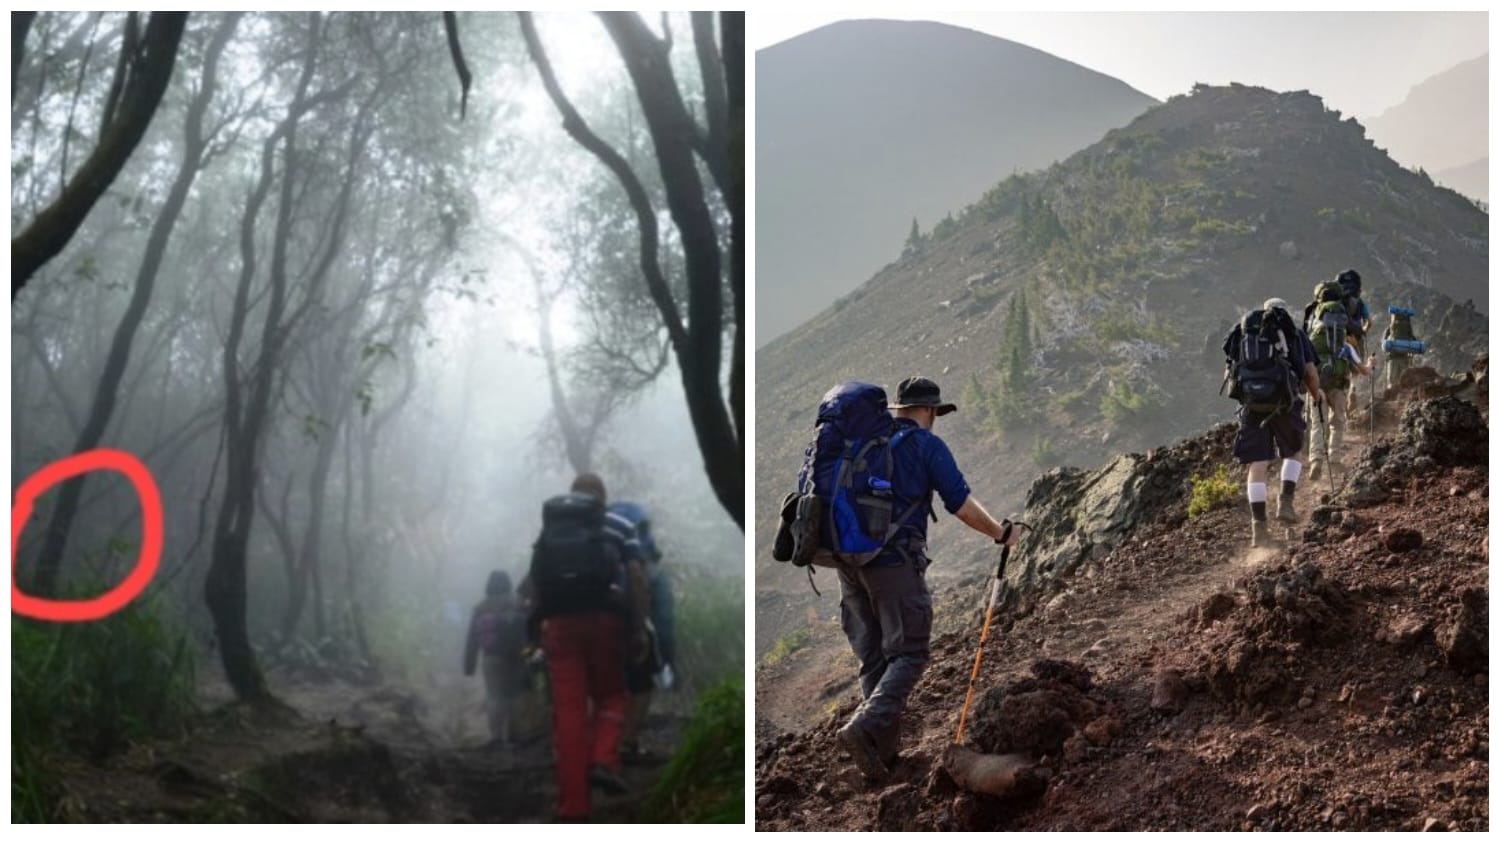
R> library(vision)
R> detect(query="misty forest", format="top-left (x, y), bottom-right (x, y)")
top-left (11, 11), bottom-right (743, 822)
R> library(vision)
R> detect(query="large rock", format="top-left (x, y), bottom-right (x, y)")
top-left (1002, 425), bottom-right (1235, 601)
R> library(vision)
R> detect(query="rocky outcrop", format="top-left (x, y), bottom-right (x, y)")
top-left (1347, 395), bottom-right (1487, 505)
top-left (1002, 424), bottom-right (1234, 602)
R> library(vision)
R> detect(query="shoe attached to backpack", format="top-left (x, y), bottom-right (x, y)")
top-left (783, 382), bottom-right (926, 569)
top-left (530, 493), bottom-right (621, 616)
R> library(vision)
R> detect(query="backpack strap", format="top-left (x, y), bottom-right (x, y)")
top-left (873, 427), bottom-right (933, 555)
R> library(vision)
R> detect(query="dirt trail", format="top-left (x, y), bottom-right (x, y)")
top-left (757, 397), bottom-right (1488, 831)
top-left (58, 669), bottom-right (689, 822)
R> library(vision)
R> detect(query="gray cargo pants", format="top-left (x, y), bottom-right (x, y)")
top-left (837, 553), bottom-right (933, 753)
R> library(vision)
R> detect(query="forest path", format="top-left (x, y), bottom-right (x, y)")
top-left (61, 668), bottom-right (689, 822)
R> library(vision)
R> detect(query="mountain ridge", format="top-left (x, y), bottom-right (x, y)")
top-left (757, 18), bottom-right (1158, 345)
top-left (755, 83), bottom-right (1489, 609)
top-left (1363, 53), bottom-right (1487, 176)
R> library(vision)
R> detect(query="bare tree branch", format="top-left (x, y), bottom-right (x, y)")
top-left (442, 11), bottom-right (472, 120)
top-left (12, 11), bottom-right (188, 298)
top-left (517, 11), bottom-right (688, 353)
top-left (98, 11), bottom-right (139, 138)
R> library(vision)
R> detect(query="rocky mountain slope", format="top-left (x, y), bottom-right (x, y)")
top-left (756, 19), bottom-right (1157, 344)
top-left (756, 383), bottom-right (1488, 831)
top-left (756, 84), bottom-right (1489, 617)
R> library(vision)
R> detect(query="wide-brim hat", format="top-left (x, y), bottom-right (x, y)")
top-left (889, 376), bottom-right (956, 416)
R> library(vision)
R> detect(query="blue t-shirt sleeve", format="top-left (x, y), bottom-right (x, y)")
top-left (922, 435), bottom-right (972, 514)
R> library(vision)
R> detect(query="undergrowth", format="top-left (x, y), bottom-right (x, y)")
top-left (641, 676), bottom-right (744, 823)
top-left (1188, 464), bottom-right (1239, 518)
top-left (12, 589), bottom-right (196, 822)
top-left (671, 569), bottom-right (744, 693)
top-left (762, 626), bottom-right (812, 666)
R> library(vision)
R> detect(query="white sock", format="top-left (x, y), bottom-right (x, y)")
top-left (1247, 482), bottom-right (1268, 504)
top-left (1281, 459), bottom-right (1302, 484)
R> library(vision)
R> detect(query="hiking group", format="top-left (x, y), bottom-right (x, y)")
top-left (1223, 267), bottom-right (1425, 547)
top-left (463, 472), bottom-right (676, 822)
top-left (768, 268), bottom-right (1427, 783)
top-left (773, 376), bottom-right (1023, 780)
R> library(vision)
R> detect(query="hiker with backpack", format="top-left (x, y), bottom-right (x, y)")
top-left (774, 377), bottom-right (1015, 781)
top-left (529, 472), bottom-right (649, 821)
top-left (1302, 280), bottom-right (1376, 481)
top-left (609, 500), bottom-right (677, 764)
top-left (464, 570), bottom-right (530, 750)
top-left (1222, 298), bottom-right (1323, 547)
top-left (1382, 305), bottom-right (1426, 391)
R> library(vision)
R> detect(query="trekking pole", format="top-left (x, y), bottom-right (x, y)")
top-left (955, 519), bottom-right (1030, 746)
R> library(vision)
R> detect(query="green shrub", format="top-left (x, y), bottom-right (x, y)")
top-left (12, 590), bottom-right (196, 821)
top-left (641, 676), bottom-right (744, 823)
top-left (762, 627), bottom-right (811, 667)
top-left (1188, 464), bottom-right (1240, 518)
top-left (1031, 435), bottom-right (1062, 469)
top-left (1100, 380), bottom-right (1166, 424)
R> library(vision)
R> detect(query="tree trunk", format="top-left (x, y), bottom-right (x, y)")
top-left (11, 11), bottom-right (188, 298)
top-left (521, 12), bottom-right (744, 527)
top-left (599, 13), bottom-right (742, 525)
top-left (537, 285), bottom-right (593, 474)
top-left (206, 14), bottom-right (322, 703)
top-left (723, 11), bottom-right (746, 486)
top-left (12, 11), bottom-right (36, 98)
top-left (280, 420), bottom-right (340, 640)
top-left (29, 14), bottom-right (238, 596)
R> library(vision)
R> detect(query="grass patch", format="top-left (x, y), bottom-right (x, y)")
top-left (12, 589), bottom-right (196, 821)
top-left (762, 627), bottom-right (812, 666)
top-left (641, 676), bottom-right (744, 823)
top-left (1188, 464), bottom-right (1240, 518)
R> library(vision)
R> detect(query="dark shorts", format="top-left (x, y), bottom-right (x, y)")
top-left (1233, 404), bottom-right (1306, 463)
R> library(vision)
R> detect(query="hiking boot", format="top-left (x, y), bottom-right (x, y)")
top-left (589, 765), bottom-right (629, 796)
top-left (836, 722), bottom-right (890, 781)
top-left (875, 718), bottom-right (901, 769)
top-left (1250, 519), bottom-right (1274, 549)
top-left (1276, 496), bottom-right (1298, 523)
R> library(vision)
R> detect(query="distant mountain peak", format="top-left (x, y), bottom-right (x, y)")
top-left (757, 19), bottom-right (1157, 345)
top-left (1363, 53), bottom-right (1487, 175)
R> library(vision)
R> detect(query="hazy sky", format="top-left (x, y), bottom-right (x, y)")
top-left (750, 11), bottom-right (1488, 118)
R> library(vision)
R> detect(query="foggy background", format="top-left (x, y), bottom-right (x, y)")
top-left (11, 10), bottom-right (742, 708)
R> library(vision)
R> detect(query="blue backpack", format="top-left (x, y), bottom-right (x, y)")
top-left (788, 382), bottom-right (925, 568)
top-left (609, 501), bottom-right (661, 562)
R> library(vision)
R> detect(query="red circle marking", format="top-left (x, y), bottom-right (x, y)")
top-left (12, 448), bottom-right (164, 622)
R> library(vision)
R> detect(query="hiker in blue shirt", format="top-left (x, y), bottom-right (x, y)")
top-left (834, 376), bottom-right (1015, 781)
top-left (608, 500), bottom-right (676, 763)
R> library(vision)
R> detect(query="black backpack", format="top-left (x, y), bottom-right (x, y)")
top-left (530, 493), bottom-right (620, 616)
top-left (1227, 308), bottom-right (1298, 414)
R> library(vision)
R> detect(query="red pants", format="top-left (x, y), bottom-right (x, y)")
top-left (543, 612), bottom-right (628, 820)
